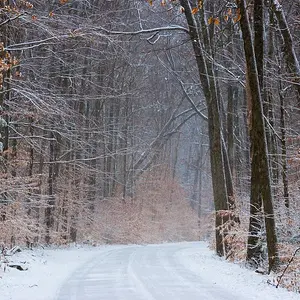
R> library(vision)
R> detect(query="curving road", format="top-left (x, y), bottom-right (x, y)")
top-left (55, 242), bottom-right (250, 300)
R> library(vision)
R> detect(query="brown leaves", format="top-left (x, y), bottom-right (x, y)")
top-left (2, 0), bottom-right (34, 25)
top-left (198, 0), bottom-right (203, 9)
top-left (12, 57), bottom-right (19, 67)
top-left (19, 1), bottom-right (33, 9)
top-left (191, 7), bottom-right (199, 15)
top-left (21, 1), bottom-right (33, 9)
top-left (144, 0), bottom-right (241, 26)
top-left (0, 49), bottom-right (20, 88)
top-left (25, 1), bottom-right (33, 9)
top-left (225, 8), bottom-right (241, 24)
top-left (233, 9), bottom-right (241, 23)
top-left (208, 16), bottom-right (220, 26)
top-left (210, 7), bottom-right (241, 25)
top-left (2, 1), bottom-right (33, 14)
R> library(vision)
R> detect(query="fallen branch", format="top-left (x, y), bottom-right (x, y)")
top-left (276, 247), bottom-right (300, 288)
top-left (5, 246), bottom-right (22, 256)
top-left (8, 264), bottom-right (28, 271)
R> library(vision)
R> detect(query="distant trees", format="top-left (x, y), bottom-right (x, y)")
top-left (0, 0), bottom-right (200, 245)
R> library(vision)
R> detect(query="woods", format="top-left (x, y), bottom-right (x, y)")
top-left (0, 0), bottom-right (300, 293)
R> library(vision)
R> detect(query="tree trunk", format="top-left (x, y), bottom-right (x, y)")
top-left (265, 8), bottom-right (279, 186)
top-left (180, 0), bottom-right (229, 256)
top-left (238, 0), bottom-right (279, 272)
top-left (279, 83), bottom-right (289, 209)
top-left (271, 0), bottom-right (300, 103)
top-left (246, 0), bottom-right (264, 267)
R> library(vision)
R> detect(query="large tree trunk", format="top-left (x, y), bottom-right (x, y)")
top-left (180, 0), bottom-right (230, 256)
top-left (238, 0), bottom-right (279, 272)
top-left (246, 0), bottom-right (264, 267)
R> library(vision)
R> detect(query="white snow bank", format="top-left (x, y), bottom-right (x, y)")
top-left (176, 243), bottom-right (300, 300)
top-left (0, 245), bottom-right (123, 300)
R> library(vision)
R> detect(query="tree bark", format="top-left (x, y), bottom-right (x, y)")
top-left (279, 83), bottom-right (289, 209)
top-left (238, 0), bottom-right (279, 272)
top-left (246, 0), bottom-right (264, 267)
top-left (180, 0), bottom-right (229, 256)
top-left (271, 0), bottom-right (300, 103)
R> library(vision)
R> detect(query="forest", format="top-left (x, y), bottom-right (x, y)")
top-left (0, 0), bottom-right (299, 293)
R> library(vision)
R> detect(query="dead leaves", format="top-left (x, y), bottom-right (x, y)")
top-left (191, 7), bottom-right (199, 15)
top-left (224, 8), bottom-right (241, 24)
top-left (198, 0), bottom-right (203, 9)
top-left (144, 0), bottom-right (241, 26)
top-left (19, 1), bottom-right (33, 9)
top-left (209, 8), bottom-right (241, 26)
top-left (208, 16), bottom-right (220, 25)
top-left (233, 9), bottom-right (242, 23)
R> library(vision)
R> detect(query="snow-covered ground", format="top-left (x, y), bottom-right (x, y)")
top-left (0, 242), bottom-right (299, 300)
top-left (0, 244), bottom-right (126, 300)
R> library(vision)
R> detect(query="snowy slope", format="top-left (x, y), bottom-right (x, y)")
top-left (0, 242), bottom-right (299, 300)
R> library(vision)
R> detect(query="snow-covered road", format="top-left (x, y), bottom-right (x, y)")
top-left (1, 242), bottom-right (299, 300)
top-left (56, 243), bottom-right (234, 300)
top-left (55, 243), bottom-right (298, 300)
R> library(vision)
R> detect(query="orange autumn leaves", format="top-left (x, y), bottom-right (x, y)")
top-left (191, 0), bottom-right (203, 14)
top-left (198, 6), bottom-right (241, 25)
top-left (147, 0), bottom-right (241, 25)
top-left (208, 16), bottom-right (220, 26)
top-left (148, 0), bottom-right (173, 6)
top-left (0, 43), bottom-right (20, 89)
top-left (222, 7), bottom-right (241, 24)
top-left (232, 8), bottom-right (242, 23)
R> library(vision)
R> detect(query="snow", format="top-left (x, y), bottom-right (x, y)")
top-left (175, 243), bottom-right (300, 300)
top-left (0, 245), bottom-right (126, 300)
top-left (0, 242), bottom-right (299, 300)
